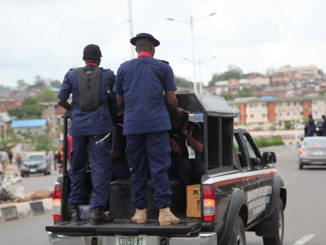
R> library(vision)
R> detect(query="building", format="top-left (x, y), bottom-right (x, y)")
top-left (0, 100), bottom-right (21, 113)
top-left (244, 73), bottom-right (270, 86)
top-left (11, 119), bottom-right (48, 135)
top-left (229, 96), bottom-right (326, 128)
top-left (278, 65), bottom-right (320, 81)
top-left (269, 72), bottom-right (291, 85)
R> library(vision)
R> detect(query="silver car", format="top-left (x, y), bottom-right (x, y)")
top-left (21, 152), bottom-right (51, 177)
top-left (299, 137), bottom-right (326, 169)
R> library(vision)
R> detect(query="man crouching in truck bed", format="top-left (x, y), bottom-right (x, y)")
top-left (114, 33), bottom-right (188, 226)
top-left (57, 44), bottom-right (115, 225)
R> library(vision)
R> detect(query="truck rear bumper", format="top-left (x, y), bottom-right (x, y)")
top-left (47, 232), bottom-right (217, 245)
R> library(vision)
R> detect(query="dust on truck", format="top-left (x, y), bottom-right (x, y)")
top-left (46, 93), bottom-right (287, 245)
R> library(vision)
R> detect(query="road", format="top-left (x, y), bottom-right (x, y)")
top-left (21, 171), bottom-right (60, 194)
top-left (1, 145), bottom-right (326, 245)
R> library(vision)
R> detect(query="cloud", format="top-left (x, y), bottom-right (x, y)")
top-left (0, 0), bottom-right (325, 87)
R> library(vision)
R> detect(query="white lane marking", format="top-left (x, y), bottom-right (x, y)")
top-left (293, 234), bottom-right (316, 245)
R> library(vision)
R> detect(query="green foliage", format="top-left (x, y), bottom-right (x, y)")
top-left (0, 139), bottom-right (19, 151)
top-left (16, 79), bottom-right (29, 89)
top-left (284, 121), bottom-right (293, 130)
top-left (22, 97), bottom-right (38, 106)
top-left (8, 96), bottom-right (43, 119)
top-left (50, 80), bottom-right (62, 88)
top-left (220, 92), bottom-right (235, 101)
top-left (238, 87), bottom-right (253, 97)
top-left (35, 89), bottom-right (56, 102)
top-left (32, 134), bottom-right (53, 151)
top-left (208, 65), bottom-right (243, 86)
top-left (174, 76), bottom-right (192, 88)
top-left (176, 90), bottom-right (190, 94)
top-left (254, 136), bottom-right (284, 148)
top-left (319, 88), bottom-right (326, 96)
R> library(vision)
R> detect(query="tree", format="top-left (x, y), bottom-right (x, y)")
top-left (16, 79), bottom-right (29, 89)
top-left (238, 87), bottom-right (253, 97)
top-left (22, 97), bottom-right (38, 106)
top-left (35, 89), bottom-right (56, 102)
top-left (319, 88), bottom-right (326, 96)
top-left (266, 67), bottom-right (276, 75)
top-left (29, 75), bottom-right (48, 90)
top-left (220, 92), bottom-right (234, 101)
top-left (174, 76), bottom-right (192, 88)
top-left (49, 80), bottom-right (62, 89)
top-left (8, 96), bottom-right (43, 119)
top-left (209, 65), bottom-right (243, 86)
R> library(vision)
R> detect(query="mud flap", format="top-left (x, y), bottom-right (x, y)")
top-left (226, 229), bottom-right (236, 245)
top-left (255, 202), bottom-right (279, 237)
top-left (218, 188), bottom-right (244, 244)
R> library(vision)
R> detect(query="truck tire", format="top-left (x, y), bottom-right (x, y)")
top-left (263, 198), bottom-right (284, 245)
top-left (235, 215), bottom-right (246, 245)
top-left (299, 161), bottom-right (303, 170)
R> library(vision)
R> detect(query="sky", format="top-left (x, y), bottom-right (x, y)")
top-left (0, 0), bottom-right (326, 88)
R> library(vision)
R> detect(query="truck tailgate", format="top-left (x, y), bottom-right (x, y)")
top-left (46, 216), bottom-right (201, 236)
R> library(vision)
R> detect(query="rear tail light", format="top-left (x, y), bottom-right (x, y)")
top-left (299, 148), bottom-right (305, 155)
top-left (203, 185), bottom-right (216, 222)
top-left (52, 184), bottom-right (62, 222)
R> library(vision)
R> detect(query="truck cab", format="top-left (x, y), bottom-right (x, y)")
top-left (46, 93), bottom-right (286, 245)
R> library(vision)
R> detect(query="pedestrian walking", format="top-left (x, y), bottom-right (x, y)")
top-left (8, 151), bottom-right (13, 164)
top-left (114, 33), bottom-right (188, 226)
top-left (306, 114), bottom-right (315, 137)
top-left (322, 115), bottom-right (326, 136)
top-left (0, 148), bottom-right (8, 175)
top-left (53, 150), bottom-right (57, 171)
top-left (16, 153), bottom-right (22, 172)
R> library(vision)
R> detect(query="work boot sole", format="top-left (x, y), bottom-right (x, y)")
top-left (159, 220), bottom-right (180, 226)
top-left (132, 219), bottom-right (147, 224)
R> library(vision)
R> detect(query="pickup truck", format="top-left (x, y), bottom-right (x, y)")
top-left (46, 93), bottom-right (287, 245)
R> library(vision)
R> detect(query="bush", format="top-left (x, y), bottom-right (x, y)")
top-left (254, 136), bottom-right (284, 148)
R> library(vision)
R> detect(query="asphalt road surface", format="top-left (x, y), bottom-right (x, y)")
top-left (1, 145), bottom-right (326, 245)
top-left (21, 170), bottom-right (60, 194)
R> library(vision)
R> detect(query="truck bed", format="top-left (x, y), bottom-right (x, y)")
top-left (46, 216), bottom-right (201, 236)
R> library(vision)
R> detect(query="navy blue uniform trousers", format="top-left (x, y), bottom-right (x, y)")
top-left (126, 131), bottom-right (172, 209)
top-left (69, 134), bottom-right (112, 210)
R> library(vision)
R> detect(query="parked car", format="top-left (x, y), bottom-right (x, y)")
top-left (315, 121), bottom-right (324, 136)
top-left (299, 137), bottom-right (326, 169)
top-left (21, 152), bottom-right (51, 177)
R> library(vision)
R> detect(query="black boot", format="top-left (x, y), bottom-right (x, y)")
top-left (70, 205), bottom-right (80, 222)
top-left (90, 208), bottom-right (114, 225)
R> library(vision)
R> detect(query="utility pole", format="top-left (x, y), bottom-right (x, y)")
top-left (128, 0), bottom-right (134, 59)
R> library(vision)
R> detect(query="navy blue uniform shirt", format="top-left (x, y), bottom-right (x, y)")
top-left (114, 55), bottom-right (177, 135)
top-left (57, 65), bottom-right (115, 136)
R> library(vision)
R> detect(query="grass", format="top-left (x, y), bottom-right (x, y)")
top-left (254, 136), bottom-right (284, 148)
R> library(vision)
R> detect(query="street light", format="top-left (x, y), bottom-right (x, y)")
top-left (127, 0), bottom-right (134, 59)
top-left (198, 56), bottom-right (217, 93)
top-left (167, 12), bottom-right (217, 93)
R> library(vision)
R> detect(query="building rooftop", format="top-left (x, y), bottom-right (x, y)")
top-left (11, 119), bottom-right (47, 128)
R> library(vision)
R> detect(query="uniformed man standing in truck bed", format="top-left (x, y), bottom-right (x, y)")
top-left (57, 44), bottom-right (115, 225)
top-left (114, 33), bottom-right (187, 226)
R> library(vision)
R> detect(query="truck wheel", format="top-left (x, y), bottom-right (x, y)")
top-left (263, 198), bottom-right (284, 245)
top-left (299, 163), bottom-right (303, 170)
top-left (235, 215), bottom-right (246, 245)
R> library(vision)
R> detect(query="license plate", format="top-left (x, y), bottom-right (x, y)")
top-left (314, 151), bottom-right (322, 155)
top-left (30, 169), bottom-right (36, 173)
top-left (115, 235), bottom-right (146, 245)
